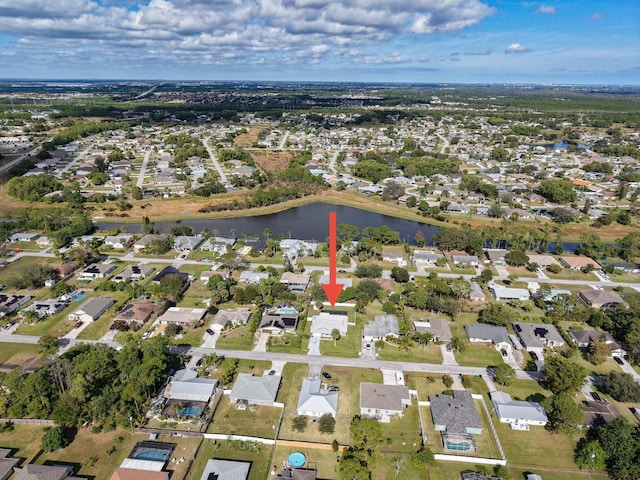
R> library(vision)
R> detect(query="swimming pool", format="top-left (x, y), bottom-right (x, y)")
top-left (288, 452), bottom-right (306, 468)
top-left (276, 307), bottom-right (298, 314)
top-left (445, 440), bottom-right (471, 451)
top-left (135, 450), bottom-right (169, 461)
top-left (180, 406), bottom-right (201, 416)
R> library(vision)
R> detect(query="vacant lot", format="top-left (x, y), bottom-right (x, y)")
top-left (251, 150), bottom-right (293, 174)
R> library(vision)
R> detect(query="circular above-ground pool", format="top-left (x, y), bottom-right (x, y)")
top-left (288, 452), bottom-right (306, 468)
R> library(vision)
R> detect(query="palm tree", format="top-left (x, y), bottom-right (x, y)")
top-left (263, 228), bottom-right (271, 241)
top-left (331, 328), bottom-right (341, 346)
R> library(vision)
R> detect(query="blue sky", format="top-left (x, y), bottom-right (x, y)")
top-left (0, 0), bottom-right (638, 84)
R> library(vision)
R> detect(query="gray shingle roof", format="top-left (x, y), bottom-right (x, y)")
top-left (465, 324), bottom-right (509, 345)
top-left (229, 373), bottom-right (281, 404)
top-left (429, 390), bottom-right (482, 434)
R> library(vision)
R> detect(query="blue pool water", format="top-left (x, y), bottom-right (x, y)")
top-left (276, 307), bottom-right (298, 314)
top-left (134, 450), bottom-right (170, 461)
top-left (288, 452), bottom-right (306, 468)
top-left (75, 294), bottom-right (86, 301)
top-left (445, 441), bottom-right (471, 451)
top-left (180, 406), bottom-right (201, 416)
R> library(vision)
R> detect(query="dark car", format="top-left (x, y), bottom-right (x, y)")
top-left (206, 328), bottom-right (214, 336)
top-left (268, 370), bottom-right (276, 376)
top-left (446, 343), bottom-right (452, 352)
top-left (322, 371), bottom-right (332, 380)
top-left (328, 386), bottom-right (339, 392)
top-left (501, 349), bottom-right (508, 357)
top-left (591, 391), bottom-right (602, 402)
top-left (614, 356), bottom-right (624, 366)
top-left (338, 269), bottom-right (347, 273)
top-left (530, 351), bottom-right (539, 362)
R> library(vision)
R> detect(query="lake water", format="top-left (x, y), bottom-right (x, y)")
top-left (547, 141), bottom-right (592, 151)
top-left (96, 202), bottom-right (440, 247)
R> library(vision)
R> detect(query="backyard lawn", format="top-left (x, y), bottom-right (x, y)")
top-left (377, 341), bottom-right (443, 364)
top-left (0, 342), bottom-right (39, 365)
top-left (185, 439), bottom-right (272, 480)
top-left (272, 445), bottom-right (340, 480)
top-left (208, 400), bottom-right (282, 439)
top-left (215, 324), bottom-right (255, 350)
top-left (454, 342), bottom-right (503, 367)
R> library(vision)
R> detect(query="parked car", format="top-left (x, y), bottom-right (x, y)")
top-left (322, 371), bottom-right (332, 380)
top-left (530, 351), bottom-right (539, 361)
top-left (501, 349), bottom-right (508, 357)
top-left (328, 386), bottom-right (339, 392)
top-left (268, 370), bottom-right (276, 376)
top-left (614, 356), bottom-right (624, 366)
top-left (446, 343), bottom-right (452, 352)
top-left (591, 391), bottom-right (602, 402)
top-left (74, 321), bottom-right (83, 329)
top-left (206, 328), bottom-right (214, 336)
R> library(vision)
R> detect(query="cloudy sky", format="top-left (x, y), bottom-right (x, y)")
top-left (0, 0), bottom-right (638, 84)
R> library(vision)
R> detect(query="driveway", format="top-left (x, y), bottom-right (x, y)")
top-left (201, 329), bottom-right (220, 348)
top-left (503, 348), bottom-right (521, 370)
top-left (381, 369), bottom-right (403, 385)
top-left (264, 360), bottom-right (286, 376)
top-left (253, 332), bottom-right (270, 352)
top-left (617, 357), bottom-right (640, 382)
top-left (441, 344), bottom-right (458, 366)
top-left (307, 334), bottom-right (321, 356)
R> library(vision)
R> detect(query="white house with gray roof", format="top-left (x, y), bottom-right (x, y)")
top-left (68, 296), bottom-right (114, 322)
top-left (360, 383), bottom-right (411, 422)
top-left (173, 236), bottom-right (203, 252)
top-left (490, 391), bottom-right (548, 430)
top-left (239, 271), bottom-right (269, 284)
top-left (513, 322), bottom-right (564, 358)
top-left (363, 314), bottom-right (399, 341)
top-left (211, 308), bottom-right (252, 330)
top-left (309, 311), bottom-right (348, 338)
top-left (488, 283), bottom-right (531, 301)
top-left (465, 324), bottom-right (511, 351)
top-left (104, 235), bottom-right (133, 250)
top-left (297, 378), bottom-right (338, 418)
top-left (21, 299), bottom-right (67, 318)
top-left (429, 390), bottom-right (483, 435)
top-left (199, 459), bottom-right (250, 480)
top-left (167, 369), bottom-right (217, 403)
top-left (229, 373), bottom-right (281, 407)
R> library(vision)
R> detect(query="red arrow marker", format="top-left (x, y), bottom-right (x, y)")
top-left (321, 211), bottom-right (344, 307)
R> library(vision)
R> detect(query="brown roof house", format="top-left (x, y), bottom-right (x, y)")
top-left (560, 256), bottom-right (601, 271)
top-left (13, 464), bottom-right (85, 480)
top-left (569, 329), bottom-right (625, 356)
top-left (413, 317), bottom-right (453, 343)
top-left (157, 307), bottom-right (206, 328)
top-left (360, 383), bottom-right (411, 422)
top-left (113, 300), bottom-right (156, 326)
top-left (582, 400), bottom-right (620, 428)
top-left (0, 448), bottom-right (19, 480)
top-left (579, 289), bottom-right (626, 310)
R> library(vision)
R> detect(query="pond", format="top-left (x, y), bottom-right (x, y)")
top-left (96, 202), bottom-right (440, 247)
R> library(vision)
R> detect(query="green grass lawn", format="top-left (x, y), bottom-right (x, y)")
top-left (215, 324), bottom-right (255, 350)
top-left (275, 362), bottom-right (309, 406)
top-left (545, 269), bottom-right (597, 281)
top-left (209, 401), bottom-right (281, 438)
top-left (185, 439), bottom-right (272, 480)
top-left (319, 323), bottom-right (363, 358)
top-left (15, 307), bottom-right (76, 337)
top-left (379, 405), bottom-right (423, 454)
top-left (501, 379), bottom-right (550, 402)
top-left (76, 291), bottom-right (132, 340)
top-left (273, 445), bottom-right (340, 480)
top-left (0, 342), bottom-right (40, 365)
top-left (0, 424), bottom-right (46, 462)
top-left (454, 343), bottom-right (503, 367)
top-left (268, 332), bottom-right (309, 354)
top-left (36, 428), bottom-right (138, 480)
top-left (405, 374), bottom-right (452, 401)
top-left (377, 341), bottom-right (443, 364)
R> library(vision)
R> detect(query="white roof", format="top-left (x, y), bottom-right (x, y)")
top-left (309, 311), bottom-right (348, 336)
top-left (490, 391), bottom-right (548, 423)
top-left (120, 459), bottom-right (165, 471)
top-left (297, 378), bottom-right (338, 416)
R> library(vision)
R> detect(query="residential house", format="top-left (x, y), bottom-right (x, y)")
top-left (134, 234), bottom-right (170, 252)
top-left (0, 448), bottom-right (19, 480)
top-left (199, 459), bottom-right (250, 480)
top-left (413, 317), bottom-right (452, 342)
top-left (412, 250), bottom-right (444, 269)
top-left (173, 236), bottom-right (203, 252)
top-left (13, 465), bottom-right (85, 480)
top-left (485, 249), bottom-right (508, 266)
top-left (360, 383), bottom-right (411, 422)
top-left (9, 233), bottom-right (39, 242)
top-left (582, 400), bottom-right (620, 428)
top-left (451, 255), bottom-right (480, 267)
top-left (579, 289), bottom-right (626, 310)
top-left (430, 390), bottom-right (483, 435)
top-left (297, 378), bottom-right (338, 418)
top-left (229, 373), bottom-right (281, 407)
top-left (68, 296), bottom-right (114, 322)
top-left (279, 239), bottom-right (318, 259)
top-left (488, 283), bottom-right (531, 301)
top-left (152, 266), bottom-right (188, 284)
top-left (166, 369), bottom-right (217, 402)
top-left (490, 391), bottom-right (548, 430)
top-left (513, 323), bottom-right (565, 358)
top-left (200, 237), bottom-right (235, 254)
top-left (382, 252), bottom-right (406, 267)
top-left (211, 308), bottom-right (252, 330)
top-left (157, 307), bottom-right (206, 328)
top-left (119, 441), bottom-right (173, 473)
top-left (279, 272), bottom-right (311, 292)
top-left (239, 271), bottom-right (269, 284)
top-left (468, 282), bottom-right (486, 302)
top-left (113, 300), bottom-right (156, 326)
top-left (113, 264), bottom-right (155, 283)
top-left (362, 314), bottom-right (400, 341)
top-left (104, 235), bottom-right (133, 250)
top-left (55, 262), bottom-right (77, 278)
top-left (309, 310), bottom-right (349, 338)
top-left (527, 254), bottom-right (560, 269)
top-left (36, 236), bottom-right (52, 248)
top-left (318, 274), bottom-right (353, 289)
top-left (465, 324), bottom-right (511, 351)
top-left (259, 310), bottom-right (299, 333)
top-left (560, 256), bottom-right (601, 271)
top-left (461, 474), bottom-right (502, 480)
top-left (20, 299), bottom-right (67, 318)
top-left (77, 263), bottom-right (116, 281)
top-left (569, 329), bottom-right (625, 357)
top-left (541, 288), bottom-right (572, 302)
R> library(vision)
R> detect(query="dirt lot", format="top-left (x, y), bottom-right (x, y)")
top-left (233, 127), bottom-right (266, 148)
top-left (251, 150), bottom-right (293, 174)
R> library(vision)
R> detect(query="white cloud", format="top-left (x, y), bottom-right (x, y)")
top-left (589, 12), bottom-right (605, 21)
top-left (536, 5), bottom-right (556, 15)
top-left (505, 43), bottom-right (531, 54)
